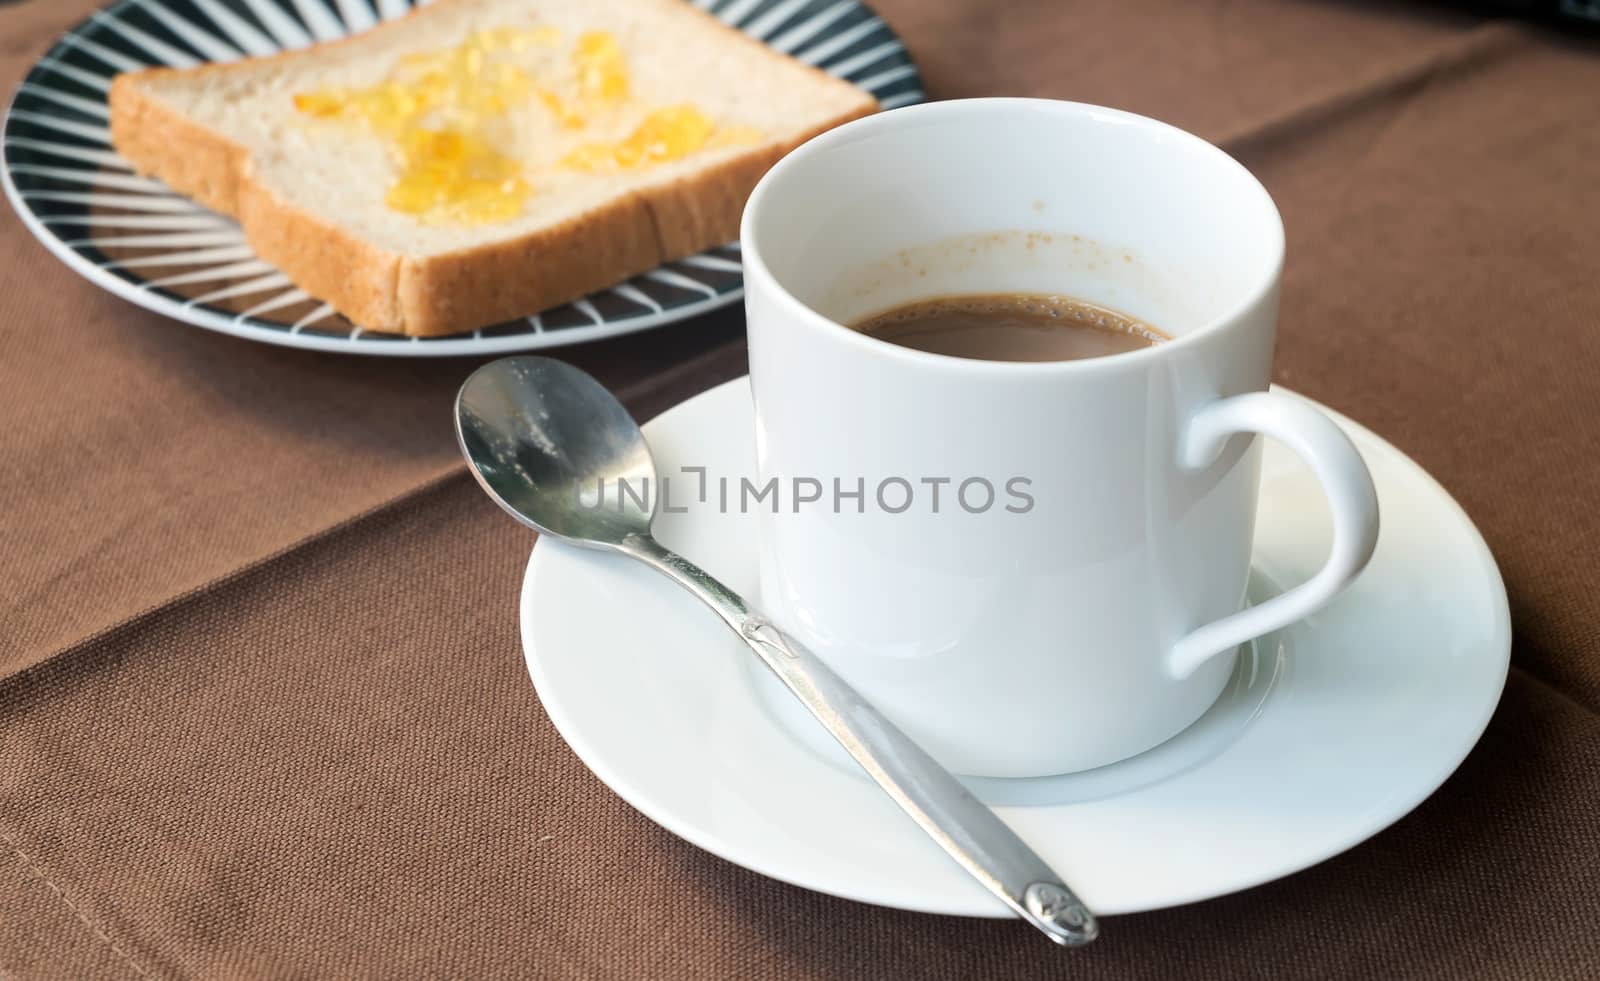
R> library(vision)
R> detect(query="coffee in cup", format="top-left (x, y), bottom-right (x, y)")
top-left (851, 293), bottom-right (1169, 363)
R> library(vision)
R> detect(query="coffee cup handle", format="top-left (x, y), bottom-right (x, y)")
top-left (1168, 391), bottom-right (1380, 680)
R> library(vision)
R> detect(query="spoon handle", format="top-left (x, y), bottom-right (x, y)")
top-left (624, 533), bottom-right (1098, 947)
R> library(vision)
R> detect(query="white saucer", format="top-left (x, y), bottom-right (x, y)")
top-left (521, 378), bottom-right (1509, 916)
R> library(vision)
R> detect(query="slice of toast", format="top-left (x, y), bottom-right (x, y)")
top-left (108, 0), bottom-right (876, 336)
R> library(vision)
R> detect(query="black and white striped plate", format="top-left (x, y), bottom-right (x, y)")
top-left (2, 0), bottom-right (923, 356)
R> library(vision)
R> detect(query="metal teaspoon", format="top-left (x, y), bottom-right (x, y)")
top-left (454, 356), bottom-right (1098, 946)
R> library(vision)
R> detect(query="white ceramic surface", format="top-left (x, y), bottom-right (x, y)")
top-left (740, 99), bottom-right (1379, 776)
top-left (521, 377), bottom-right (1509, 917)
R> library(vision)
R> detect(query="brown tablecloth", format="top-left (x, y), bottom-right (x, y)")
top-left (4, 1), bottom-right (1600, 977)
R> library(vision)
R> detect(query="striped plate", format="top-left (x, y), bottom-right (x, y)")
top-left (2, 0), bottom-right (923, 356)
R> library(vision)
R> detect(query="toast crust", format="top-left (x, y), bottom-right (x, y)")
top-left (106, 0), bottom-right (877, 336)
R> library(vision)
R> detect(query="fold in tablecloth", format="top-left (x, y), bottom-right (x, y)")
top-left (3, 1), bottom-right (1599, 977)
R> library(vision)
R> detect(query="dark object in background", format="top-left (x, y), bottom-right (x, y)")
top-left (1465, 0), bottom-right (1600, 29)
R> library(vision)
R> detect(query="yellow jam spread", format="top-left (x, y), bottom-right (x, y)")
top-left (561, 105), bottom-right (713, 172)
top-left (573, 31), bottom-right (628, 103)
top-left (292, 27), bottom-right (558, 224)
top-left (385, 129), bottom-right (529, 224)
top-left (292, 26), bottom-right (763, 226)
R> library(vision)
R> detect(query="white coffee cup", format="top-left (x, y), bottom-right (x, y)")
top-left (740, 98), bottom-right (1378, 778)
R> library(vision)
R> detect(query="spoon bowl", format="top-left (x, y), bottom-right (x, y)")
top-left (456, 357), bottom-right (655, 548)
